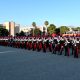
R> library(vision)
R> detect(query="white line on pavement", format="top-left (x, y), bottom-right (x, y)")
top-left (0, 51), bottom-right (15, 54)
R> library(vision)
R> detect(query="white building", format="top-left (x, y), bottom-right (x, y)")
top-left (20, 26), bottom-right (43, 36)
top-left (20, 26), bottom-right (32, 36)
top-left (3, 21), bottom-right (20, 36)
top-left (15, 24), bottom-right (20, 35)
top-left (3, 22), bottom-right (10, 31)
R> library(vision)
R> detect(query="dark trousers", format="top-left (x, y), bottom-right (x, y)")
top-left (74, 47), bottom-right (78, 58)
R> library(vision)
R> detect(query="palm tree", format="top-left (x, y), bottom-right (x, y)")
top-left (44, 21), bottom-right (49, 35)
top-left (32, 22), bottom-right (36, 36)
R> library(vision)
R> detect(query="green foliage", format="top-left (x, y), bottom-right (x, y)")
top-left (32, 22), bottom-right (36, 28)
top-left (47, 24), bottom-right (56, 34)
top-left (72, 27), bottom-right (80, 31)
top-left (16, 33), bottom-right (19, 36)
top-left (55, 28), bottom-right (60, 35)
top-left (0, 25), bottom-right (4, 28)
top-left (15, 31), bottom-right (26, 36)
top-left (76, 27), bottom-right (80, 31)
top-left (44, 21), bottom-right (49, 27)
top-left (0, 27), bottom-right (9, 36)
top-left (32, 22), bottom-right (37, 36)
top-left (30, 28), bottom-right (42, 36)
top-left (60, 26), bottom-right (69, 34)
top-left (34, 28), bottom-right (42, 36)
top-left (20, 31), bottom-right (25, 36)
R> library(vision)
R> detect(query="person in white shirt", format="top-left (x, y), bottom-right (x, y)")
top-left (74, 38), bottom-right (79, 58)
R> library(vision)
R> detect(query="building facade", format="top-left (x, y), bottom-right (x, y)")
top-left (3, 21), bottom-right (20, 36)
top-left (14, 24), bottom-right (20, 35)
top-left (9, 22), bottom-right (15, 36)
top-left (20, 27), bottom-right (31, 36)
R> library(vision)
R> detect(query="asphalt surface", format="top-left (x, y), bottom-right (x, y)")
top-left (0, 46), bottom-right (80, 80)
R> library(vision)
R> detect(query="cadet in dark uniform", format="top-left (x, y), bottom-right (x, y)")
top-left (48, 37), bottom-right (53, 52)
top-left (43, 38), bottom-right (47, 52)
top-left (59, 38), bottom-right (65, 55)
top-left (74, 38), bottom-right (79, 58)
top-left (64, 39), bottom-right (70, 56)
top-left (52, 38), bottom-right (58, 54)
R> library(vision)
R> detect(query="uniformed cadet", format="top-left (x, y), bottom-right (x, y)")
top-left (52, 38), bottom-right (56, 54)
top-left (32, 37), bottom-right (36, 51)
top-left (74, 38), bottom-right (79, 58)
top-left (28, 37), bottom-right (32, 50)
top-left (71, 38), bottom-right (75, 55)
top-left (25, 37), bottom-right (28, 49)
top-left (64, 39), bottom-right (70, 56)
top-left (43, 37), bottom-right (47, 52)
top-left (36, 38), bottom-right (40, 51)
top-left (48, 37), bottom-right (53, 52)
top-left (59, 37), bottom-right (64, 55)
top-left (37, 37), bottom-right (42, 51)
top-left (52, 37), bottom-right (59, 54)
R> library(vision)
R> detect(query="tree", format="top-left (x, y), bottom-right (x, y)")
top-left (19, 31), bottom-right (25, 36)
top-left (43, 27), bottom-right (46, 35)
top-left (32, 22), bottom-right (36, 36)
top-left (34, 28), bottom-right (42, 36)
top-left (15, 31), bottom-right (26, 36)
top-left (30, 28), bottom-right (33, 36)
top-left (55, 28), bottom-right (60, 35)
top-left (60, 26), bottom-right (69, 34)
top-left (16, 33), bottom-right (20, 36)
top-left (47, 24), bottom-right (56, 35)
top-left (44, 21), bottom-right (49, 27)
top-left (0, 27), bottom-right (9, 36)
top-left (30, 28), bottom-right (42, 36)
top-left (0, 25), bottom-right (4, 28)
top-left (32, 22), bottom-right (36, 28)
top-left (44, 21), bottom-right (49, 35)
top-left (76, 27), bottom-right (80, 31)
top-left (72, 27), bottom-right (80, 31)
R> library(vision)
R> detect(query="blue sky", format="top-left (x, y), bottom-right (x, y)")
top-left (0, 0), bottom-right (80, 27)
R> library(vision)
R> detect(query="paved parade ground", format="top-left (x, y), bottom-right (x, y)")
top-left (0, 46), bottom-right (80, 80)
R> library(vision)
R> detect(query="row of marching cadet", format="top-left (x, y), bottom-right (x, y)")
top-left (0, 36), bottom-right (80, 58)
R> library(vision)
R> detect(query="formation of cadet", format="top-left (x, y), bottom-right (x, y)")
top-left (0, 36), bottom-right (80, 58)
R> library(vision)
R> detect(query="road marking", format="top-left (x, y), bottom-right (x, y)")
top-left (0, 51), bottom-right (15, 54)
